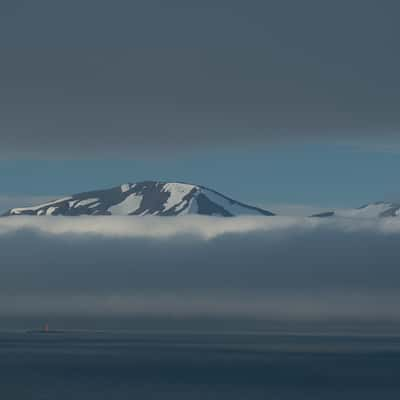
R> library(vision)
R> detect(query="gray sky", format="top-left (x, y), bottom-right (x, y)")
top-left (0, 1), bottom-right (399, 158)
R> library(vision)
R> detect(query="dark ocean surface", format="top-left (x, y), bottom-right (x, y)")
top-left (1, 331), bottom-right (400, 399)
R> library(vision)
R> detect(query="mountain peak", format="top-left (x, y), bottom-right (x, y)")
top-left (311, 201), bottom-right (400, 219)
top-left (3, 181), bottom-right (275, 217)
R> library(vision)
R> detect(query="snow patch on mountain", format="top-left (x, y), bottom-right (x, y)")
top-left (3, 181), bottom-right (275, 218)
top-left (10, 197), bottom-right (72, 215)
top-left (109, 194), bottom-right (143, 215)
top-left (162, 183), bottom-right (194, 211)
top-left (311, 202), bottom-right (400, 219)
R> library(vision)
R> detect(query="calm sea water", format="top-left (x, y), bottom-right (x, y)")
top-left (1, 331), bottom-right (400, 399)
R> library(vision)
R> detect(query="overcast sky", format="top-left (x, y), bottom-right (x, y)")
top-left (1, 1), bottom-right (399, 206)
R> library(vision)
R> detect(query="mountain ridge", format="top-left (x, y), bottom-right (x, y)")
top-left (311, 201), bottom-right (400, 219)
top-left (4, 181), bottom-right (400, 219)
top-left (2, 180), bottom-right (275, 217)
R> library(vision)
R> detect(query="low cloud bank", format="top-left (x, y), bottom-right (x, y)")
top-left (1, 216), bottom-right (400, 326)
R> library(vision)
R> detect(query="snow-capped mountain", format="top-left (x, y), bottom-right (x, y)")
top-left (3, 181), bottom-right (275, 217)
top-left (311, 202), bottom-right (400, 219)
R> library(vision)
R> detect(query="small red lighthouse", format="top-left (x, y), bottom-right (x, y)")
top-left (43, 323), bottom-right (49, 333)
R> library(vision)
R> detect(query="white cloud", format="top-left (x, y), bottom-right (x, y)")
top-left (1, 215), bottom-right (400, 238)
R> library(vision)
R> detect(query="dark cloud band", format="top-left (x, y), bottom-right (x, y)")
top-left (1, 216), bottom-right (400, 326)
top-left (0, 1), bottom-right (399, 158)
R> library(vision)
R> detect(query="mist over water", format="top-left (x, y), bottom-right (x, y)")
top-left (1, 216), bottom-right (400, 333)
